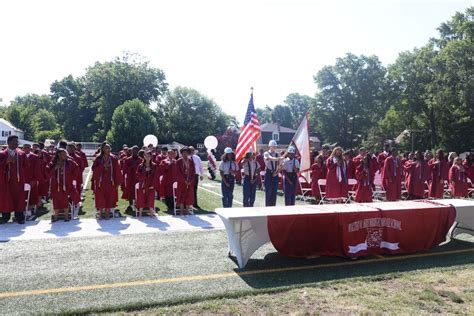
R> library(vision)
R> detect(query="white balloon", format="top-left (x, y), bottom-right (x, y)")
top-left (143, 134), bottom-right (158, 147)
top-left (204, 136), bottom-right (218, 150)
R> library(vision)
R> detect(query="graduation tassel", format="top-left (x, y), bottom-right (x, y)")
top-left (63, 163), bottom-right (66, 192)
top-left (16, 153), bottom-right (19, 182)
top-left (110, 157), bottom-right (114, 187)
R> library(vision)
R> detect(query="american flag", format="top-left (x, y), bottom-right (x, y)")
top-left (235, 91), bottom-right (261, 161)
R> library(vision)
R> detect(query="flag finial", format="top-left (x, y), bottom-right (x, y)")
top-left (250, 86), bottom-right (254, 93)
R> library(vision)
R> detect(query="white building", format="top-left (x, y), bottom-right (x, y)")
top-left (0, 118), bottom-right (26, 145)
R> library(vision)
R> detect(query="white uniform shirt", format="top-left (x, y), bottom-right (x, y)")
top-left (192, 154), bottom-right (203, 176)
top-left (263, 151), bottom-right (280, 171)
top-left (283, 157), bottom-right (300, 173)
top-left (219, 160), bottom-right (239, 175)
top-left (242, 159), bottom-right (259, 178)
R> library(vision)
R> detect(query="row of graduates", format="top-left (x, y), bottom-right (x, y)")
top-left (91, 143), bottom-right (197, 218)
top-left (310, 145), bottom-right (474, 203)
top-left (0, 136), bottom-right (88, 223)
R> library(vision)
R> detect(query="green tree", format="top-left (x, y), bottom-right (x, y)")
top-left (84, 53), bottom-right (168, 140)
top-left (255, 106), bottom-right (273, 124)
top-left (312, 53), bottom-right (389, 148)
top-left (107, 99), bottom-right (159, 151)
top-left (156, 87), bottom-right (230, 145)
top-left (50, 75), bottom-right (97, 141)
top-left (284, 93), bottom-right (313, 127)
top-left (271, 105), bottom-right (294, 128)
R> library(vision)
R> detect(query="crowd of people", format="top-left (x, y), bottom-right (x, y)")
top-left (212, 140), bottom-right (474, 209)
top-left (1, 134), bottom-right (473, 224)
top-left (307, 143), bottom-right (474, 204)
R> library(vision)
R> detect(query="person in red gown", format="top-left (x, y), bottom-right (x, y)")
top-left (66, 143), bottom-right (84, 217)
top-left (355, 154), bottom-right (375, 203)
top-left (311, 154), bottom-right (326, 201)
top-left (463, 153), bottom-right (474, 185)
top-left (343, 150), bottom-right (356, 180)
top-left (448, 152), bottom-right (457, 168)
top-left (47, 148), bottom-right (79, 222)
top-left (325, 146), bottom-right (348, 202)
top-left (122, 146), bottom-right (143, 212)
top-left (0, 135), bottom-right (28, 224)
top-left (377, 143), bottom-right (391, 170)
top-left (154, 146), bottom-right (168, 200)
top-left (92, 142), bottom-right (121, 220)
top-left (176, 147), bottom-right (196, 215)
top-left (159, 149), bottom-right (178, 213)
top-left (136, 150), bottom-right (159, 217)
top-left (427, 149), bottom-right (449, 199)
top-left (22, 144), bottom-right (41, 220)
top-left (382, 148), bottom-right (403, 201)
top-left (33, 148), bottom-right (50, 203)
top-left (449, 157), bottom-right (469, 198)
top-left (76, 143), bottom-right (89, 195)
top-left (404, 151), bottom-right (429, 200)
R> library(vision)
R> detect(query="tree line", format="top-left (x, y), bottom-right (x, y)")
top-left (256, 7), bottom-right (473, 152)
top-left (0, 7), bottom-right (472, 153)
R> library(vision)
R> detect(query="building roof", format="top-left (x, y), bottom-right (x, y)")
top-left (310, 136), bottom-right (321, 143)
top-left (0, 118), bottom-right (23, 132)
top-left (260, 123), bottom-right (296, 133)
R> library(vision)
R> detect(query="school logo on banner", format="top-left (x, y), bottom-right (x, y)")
top-left (347, 218), bottom-right (401, 254)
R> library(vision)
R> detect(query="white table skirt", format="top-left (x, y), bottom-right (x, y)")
top-left (216, 199), bottom-right (474, 268)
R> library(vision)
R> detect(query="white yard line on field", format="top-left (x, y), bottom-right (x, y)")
top-left (199, 185), bottom-right (244, 206)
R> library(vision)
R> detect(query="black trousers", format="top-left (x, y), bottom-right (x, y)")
top-left (164, 197), bottom-right (174, 212)
top-left (1, 211), bottom-right (25, 223)
top-left (194, 174), bottom-right (199, 206)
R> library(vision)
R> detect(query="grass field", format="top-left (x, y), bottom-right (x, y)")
top-left (2, 161), bottom-right (474, 314)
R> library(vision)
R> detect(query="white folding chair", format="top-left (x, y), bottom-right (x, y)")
top-left (347, 178), bottom-right (358, 203)
top-left (134, 182), bottom-right (140, 217)
top-left (172, 181), bottom-right (179, 216)
top-left (372, 177), bottom-right (386, 201)
top-left (70, 180), bottom-right (80, 219)
top-left (259, 171), bottom-right (266, 191)
top-left (318, 179), bottom-right (327, 204)
top-left (467, 178), bottom-right (474, 199)
top-left (401, 181), bottom-right (409, 200)
top-left (298, 175), bottom-right (312, 202)
top-left (172, 181), bottom-right (194, 216)
top-left (24, 183), bottom-right (31, 218)
top-left (443, 180), bottom-right (452, 199)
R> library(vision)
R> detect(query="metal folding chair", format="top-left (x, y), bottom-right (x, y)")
top-left (23, 183), bottom-right (31, 219)
top-left (298, 175), bottom-right (312, 202)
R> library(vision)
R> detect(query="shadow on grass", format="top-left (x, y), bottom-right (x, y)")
top-left (236, 239), bottom-right (474, 289)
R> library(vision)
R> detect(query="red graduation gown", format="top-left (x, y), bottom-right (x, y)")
top-left (0, 151), bottom-right (11, 212)
top-left (25, 153), bottom-right (42, 206)
top-left (37, 153), bottom-right (50, 197)
top-left (135, 162), bottom-right (159, 209)
top-left (69, 152), bottom-right (84, 202)
top-left (377, 151), bottom-right (389, 170)
top-left (47, 159), bottom-right (79, 210)
top-left (382, 156), bottom-right (403, 201)
top-left (404, 160), bottom-right (429, 198)
top-left (92, 155), bottom-right (121, 209)
top-left (122, 156), bottom-right (143, 200)
top-left (0, 148), bottom-right (28, 213)
top-left (310, 162), bottom-right (326, 199)
top-left (159, 158), bottom-right (177, 198)
top-left (449, 165), bottom-right (469, 198)
top-left (355, 165), bottom-right (374, 203)
top-left (176, 158), bottom-right (195, 205)
top-left (428, 159), bottom-right (449, 199)
top-left (325, 158), bottom-right (348, 199)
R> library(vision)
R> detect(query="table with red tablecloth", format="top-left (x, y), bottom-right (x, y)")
top-left (216, 199), bottom-right (474, 268)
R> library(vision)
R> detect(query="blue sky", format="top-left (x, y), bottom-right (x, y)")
top-left (0, 0), bottom-right (471, 122)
